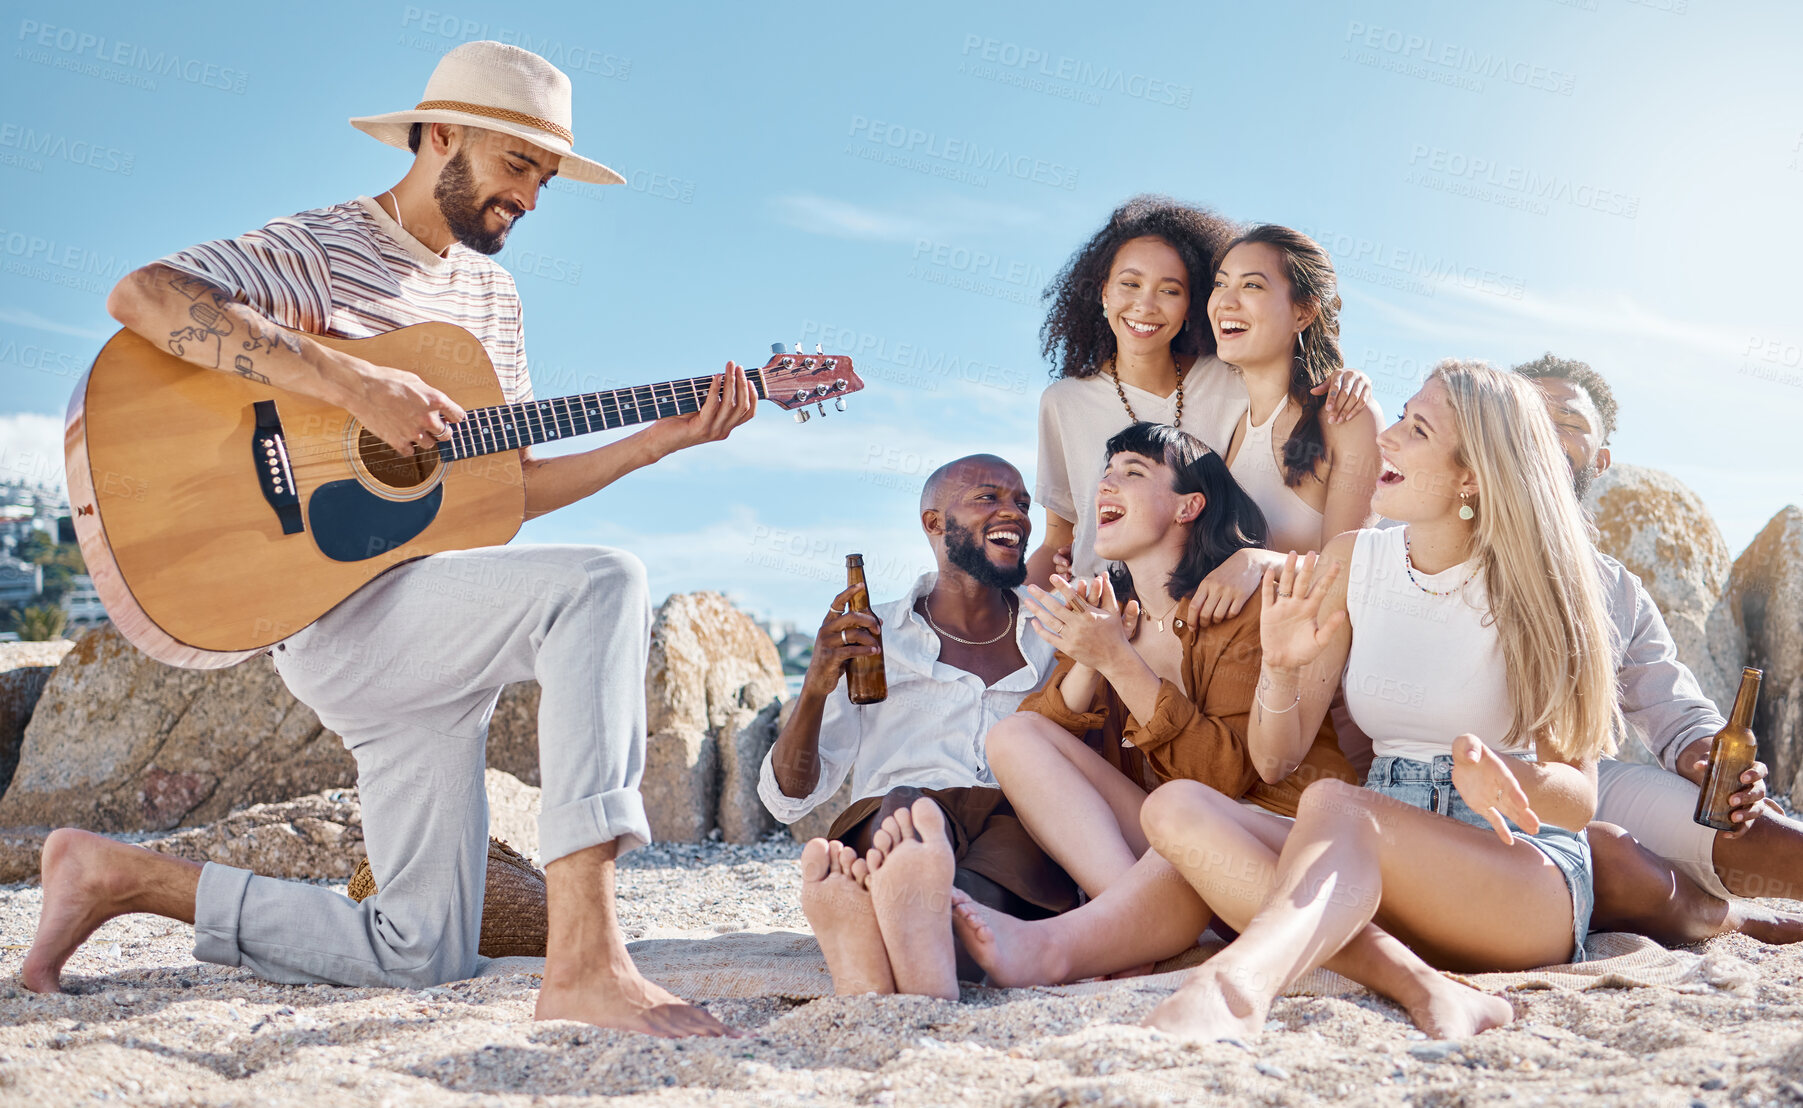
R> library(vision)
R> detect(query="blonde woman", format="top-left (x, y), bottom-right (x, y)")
top-left (1134, 360), bottom-right (1620, 1041)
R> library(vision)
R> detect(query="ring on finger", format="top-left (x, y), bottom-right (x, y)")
top-left (841, 630), bottom-right (849, 646)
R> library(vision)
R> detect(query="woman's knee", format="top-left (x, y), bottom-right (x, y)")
top-left (1293, 776), bottom-right (1367, 824)
top-left (1139, 779), bottom-right (1221, 849)
top-left (985, 712), bottom-right (1054, 776)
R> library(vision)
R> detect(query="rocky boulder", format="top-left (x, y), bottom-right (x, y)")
top-left (0, 626), bottom-right (356, 832)
top-left (143, 789), bottom-right (364, 878)
top-left (486, 682), bottom-right (542, 787)
top-left (1585, 464), bottom-right (1747, 709)
top-left (0, 640), bottom-right (75, 798)
top-left (642, 592), bottom-right (787, 842)
top-left (718, 700), bottom-right (784, 844)
top-left (1731, 506), bottom-right (1803, 802)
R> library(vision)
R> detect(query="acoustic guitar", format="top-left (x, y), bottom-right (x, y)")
top-left (65, 322), bottom-right (864, 668)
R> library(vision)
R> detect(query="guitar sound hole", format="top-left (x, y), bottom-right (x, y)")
top-left (357, 428), bottom-right (441, 490)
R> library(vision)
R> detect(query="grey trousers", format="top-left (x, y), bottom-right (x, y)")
top-left (191, 544), bottom-right (653, 987)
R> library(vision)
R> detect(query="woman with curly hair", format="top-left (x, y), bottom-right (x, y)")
top-left (1029, 199), bottom-right (1374, 621)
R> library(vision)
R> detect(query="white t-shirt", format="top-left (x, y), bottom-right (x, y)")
top-left (1035, 355), bottom-right (1247, 578)
top-left (1343, 526), bottom-right (1515, 763)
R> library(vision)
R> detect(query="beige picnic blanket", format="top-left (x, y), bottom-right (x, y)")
top-left (475, 928), bottom-right (1753, 1003)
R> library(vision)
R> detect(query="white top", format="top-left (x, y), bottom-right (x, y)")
top-left (1036, 355), bottom-right (1248, 578)
top-left (1343, 527), bottom-right (1515, 763)
top-left (757, 573), bottom-right (1057, 824)
top-left (1228, 396), bottom-right (1326, 555)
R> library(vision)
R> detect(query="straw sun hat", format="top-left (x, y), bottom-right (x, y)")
top-left (350, 40), bottom-right (624, 185)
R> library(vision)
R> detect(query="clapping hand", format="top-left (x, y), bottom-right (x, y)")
top-left (1023, 573), bottom-right (1139, 670)
top-left (1257, 552), bottom-right (1346, 673)
top-left (1450, 734), bottom-right (1540, 845)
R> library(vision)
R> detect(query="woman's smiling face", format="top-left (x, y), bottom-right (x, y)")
top-left (1103, 236), bottom-right (1191, 359)
top-left (1208, 240), bottom-right (1307, 368)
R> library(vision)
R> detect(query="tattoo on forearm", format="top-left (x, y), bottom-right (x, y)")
top-left (232, 354), bottom-right (270, 384)
top-left (167, 302), bottom-right (236, 366)
top-left (242, 316), bottom-right (303, 357)
top-left (165, 272), bottom-right (213, 301)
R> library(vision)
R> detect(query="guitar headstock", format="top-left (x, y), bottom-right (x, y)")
top-left (758, 342), bottom-right (866, 423)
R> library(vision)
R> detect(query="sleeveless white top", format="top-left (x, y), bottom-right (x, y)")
top-left (1228, 397), bottom-right (1326, 555)
top-left (1343, 527), bottom-right (1515, 763)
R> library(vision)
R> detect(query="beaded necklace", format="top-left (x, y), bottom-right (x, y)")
top-left (1109, 357), bottom-right (1186, 430)
top-left (1403, 530), bottom-right (1481, 597)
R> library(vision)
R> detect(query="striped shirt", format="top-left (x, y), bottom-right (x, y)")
top-left (155, 196), bottom-right (532, 403)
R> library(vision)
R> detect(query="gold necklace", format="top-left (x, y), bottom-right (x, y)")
top-left (1109, 357), bottom-right (1186, 430)
top-left (1139, 594), bottom-right (1183, 634)
top-left (920, 593), bottom-right (1017, 646)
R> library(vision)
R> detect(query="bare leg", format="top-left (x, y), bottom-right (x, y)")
top-left (952, 846), bottom-right (1212, 986)
top-left (1714, 808), bottom-right (1803, 904)
top-left (24, 830), bottom-right (201, 993)
top-left (1141, 781), bottom-right (1519, 1042)
top-left (1589, 823), bottom-right (1803, 945)
top-left (536, 840), bottom-right (736, 1036)
top-left (798, 839), bottom-right (895, 995)
top-left (865, 800), bottom-right (959, 1000)
top-left (986, 712), bottom-right (1150, 895)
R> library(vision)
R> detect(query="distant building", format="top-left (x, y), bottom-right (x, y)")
top-left (62, 574), bottom-right (107, 627)
top-left (776, 629), bottom-right (814, 674)
top-left (0, 558), bottom-right (42, 608)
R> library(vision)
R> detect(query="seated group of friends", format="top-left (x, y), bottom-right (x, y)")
top-left (759, 197), bottom-right (1800, 1041)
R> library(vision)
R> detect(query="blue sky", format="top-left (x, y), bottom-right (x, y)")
top-left (3, 0), bottom-right (1800, 629)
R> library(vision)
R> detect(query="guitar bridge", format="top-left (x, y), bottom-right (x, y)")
top-left (252, 400), bottom-right (305, 535)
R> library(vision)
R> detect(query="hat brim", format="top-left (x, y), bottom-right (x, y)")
top-left (350, 109), bottom-right (625, 186)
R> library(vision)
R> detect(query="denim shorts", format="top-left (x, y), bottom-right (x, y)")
top-left (1366, 754), bottom-right (1593, 963)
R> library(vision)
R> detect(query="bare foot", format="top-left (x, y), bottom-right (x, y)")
top-left (949, 887), bottom-right (1069, 987)
top-left (24, 829), bottom-right (197, 994)
top-left (799, 839), bottom-right (895, 996)
top-left (1406, 976), bottom-right (1515, 1039)
top-left (1729, 903), bottom-right (1803, 945)
top-left (1144, 961), bottom-right (1270, 1042)
top-left (536, 965), bottom-right (736, 1037)
top-left (866, 799), bottom-right (959, 1000)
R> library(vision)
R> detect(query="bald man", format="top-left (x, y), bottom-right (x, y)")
top-left (758, 455), bottom-right (1078, 997)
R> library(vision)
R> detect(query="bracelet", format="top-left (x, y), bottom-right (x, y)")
top-left (1255, 685), bottom-right (1302, 715)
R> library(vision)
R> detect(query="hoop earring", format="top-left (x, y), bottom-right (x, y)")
top-left (1458, 493), bottom-right (1475, 521)
top-left (1295, 330), bottom-right (1309, 364)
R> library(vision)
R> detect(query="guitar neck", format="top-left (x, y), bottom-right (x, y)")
top-left (439, 368), bottom-right (770, 460)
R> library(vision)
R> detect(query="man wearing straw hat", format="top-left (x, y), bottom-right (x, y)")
top-left (25, 42), bottom-right (747, 1038)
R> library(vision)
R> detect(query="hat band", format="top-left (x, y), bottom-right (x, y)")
top-left (413, 99), bottom-right (573, 145)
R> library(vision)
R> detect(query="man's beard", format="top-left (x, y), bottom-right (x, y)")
top-left (1571, 460), bottom-right (1601, 502)
top-left (433, 150), bottom-right (521, 255)
top-left (944, 516), bottom-right (1028, 590)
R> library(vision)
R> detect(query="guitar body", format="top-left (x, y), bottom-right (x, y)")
top-left (67, 322), bottom-right (524, 667)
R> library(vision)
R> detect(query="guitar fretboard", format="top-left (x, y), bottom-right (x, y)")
top-left (439, 369), bottom-right (770, 461)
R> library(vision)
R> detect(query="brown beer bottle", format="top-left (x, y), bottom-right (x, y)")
top-left (844, 554), bottom-right (887, 704)
top-left (1694, 667), bottom-right (1764, 831)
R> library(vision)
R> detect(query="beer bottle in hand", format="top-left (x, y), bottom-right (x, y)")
top-left (1695, 667), bottom-right (1763, 831)
top-left (844, 554), bottom-right (887, 704)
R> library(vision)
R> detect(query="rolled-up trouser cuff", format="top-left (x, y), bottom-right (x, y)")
top-left (192, 862), bottom-right (253, 967)
top-left (539, 786), bottom-right (652, 865)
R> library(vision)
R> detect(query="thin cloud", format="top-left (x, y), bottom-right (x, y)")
top-left (772, 193), bottom-right (1038, 243)
top-left (0, 412), bottom-right (67, 490)
top-left (0, 308), bottom-right (110, 342)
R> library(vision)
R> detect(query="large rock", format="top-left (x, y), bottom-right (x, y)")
top-left (640, 592), bottom-right (786, 841)
top-left (644, 727), bottom-right (716, 843)
top-left (486, 682), bottom-right (541, 787)
top-left (1731, 507), bottom-right (1803, 802)
top-left (0, 640), bottom-right (75, 798)
top-left (144, 789), bottom-right (364, 878)
top-left (0, 626), bottom-right (356, 832)
top-left (484, 767), bottom-right (541, 860)
top-left (717, 700), bottom-right (783, 844)
top-left (1585, 464), bottom-right (1746, 709)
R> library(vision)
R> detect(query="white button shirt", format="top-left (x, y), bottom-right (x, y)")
top-left (757, 572), bottom-right (1056, 824)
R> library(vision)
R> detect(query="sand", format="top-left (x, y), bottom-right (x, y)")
top-left (3, 836), bottom-right (1802, 1107)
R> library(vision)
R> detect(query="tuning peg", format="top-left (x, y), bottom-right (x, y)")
top-left (794, 343), bottom-right (804, 355)
top-left (815, 343), bottom-right (823, 354)
top-left (835, 397), bottom-right (847, 412)
top-left (770, 342), bottom-right (787, 355)
top-left (793, 409), bottom-right (811, 423)
top-left (816, 401), bottom-right (827, 417)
